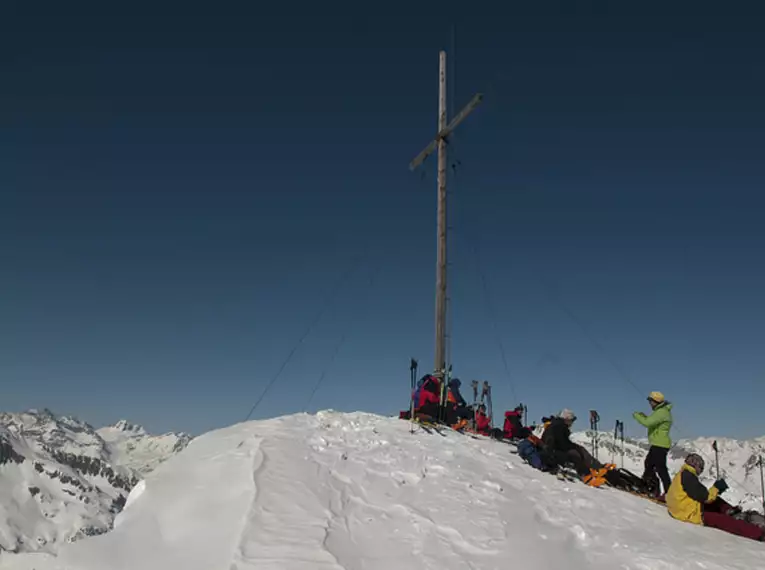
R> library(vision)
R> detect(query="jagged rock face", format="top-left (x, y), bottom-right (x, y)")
top-left (44, 448), bottom-right (139, 492)
top-left (0, 436), bottom-right (24, 465)
top-left (0, 410), bottom-right (193, 554)
top-left (0, 410), bottom-right (107, 460)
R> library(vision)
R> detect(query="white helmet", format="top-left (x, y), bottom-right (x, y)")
top-left (559, 409), bottom-right (577, 422)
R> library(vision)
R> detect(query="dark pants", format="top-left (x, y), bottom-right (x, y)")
top-left (546, 444), bottom-right (602, 477)
top-left (489, 427), bottom-right (505, 440)
top-left (416, 403), bottom-right (472, 425)
top-left (642, 446), bottom-right (671, 495)
top-left (704, 512), bottom-right (764, 541)
top-left (699, 498), bottom-right (764, 541)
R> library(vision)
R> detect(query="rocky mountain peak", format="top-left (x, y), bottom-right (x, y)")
top-left (111, 419), bottom-right (147, 436)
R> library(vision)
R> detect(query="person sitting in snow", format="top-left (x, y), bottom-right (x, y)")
top-left (472, 404), bottom-right (507, 439)
top-left (410, 374), bottom-right (442, 420)
top-left (407, 375), bottom-right (471, 427)
top-left (633, 391), bottom-right (673, 497)
top-left (541, 409), bottom-right (603, 478)
top-left (503, 405), bottom-right (531, 440)
top-left (666, 453), bottom-right (764, 541)
top-left (445, 378), bottom-right (473, 428)
top-left (447, 378), bottom-right (467, 407)
top-left (475, 404), bottom-right (491, 434)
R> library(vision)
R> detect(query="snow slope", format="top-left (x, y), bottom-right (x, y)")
top-left (0, 411), bottom-right (191, 554)
top-left (3, 412), bottom-right (762, 570)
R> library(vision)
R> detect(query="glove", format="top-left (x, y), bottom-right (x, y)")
top-left (713, 479), bottom-right (729, 494)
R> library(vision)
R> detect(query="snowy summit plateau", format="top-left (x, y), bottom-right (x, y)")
top-left (1, 411), bottom-right (763, 570)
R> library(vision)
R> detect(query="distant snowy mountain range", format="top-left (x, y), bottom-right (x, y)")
top-left (0, 409), bottom-right (191, 554)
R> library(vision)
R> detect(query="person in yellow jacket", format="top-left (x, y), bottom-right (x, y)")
top-left (666, 453), bottom-right (721, 524)
top-left (667, 453), bottom-right (764, 541)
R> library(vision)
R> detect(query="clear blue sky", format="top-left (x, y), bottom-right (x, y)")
top-left (2, 3), bottom-right (764, 438)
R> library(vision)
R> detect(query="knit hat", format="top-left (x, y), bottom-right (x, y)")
top-left (685, 453), bottom-right (705, 474)
top-left (559, 408), bottom-right (577, 422)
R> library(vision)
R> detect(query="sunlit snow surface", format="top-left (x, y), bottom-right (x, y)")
top-left (3, 411), bottom-right (763, 570)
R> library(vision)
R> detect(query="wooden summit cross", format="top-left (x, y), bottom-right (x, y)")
top-left (409, 50), bottom-right (483, 376)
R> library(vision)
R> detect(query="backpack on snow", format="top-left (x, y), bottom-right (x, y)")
top-left (517, 439), bottom-right (545, 470)
top-left (603, 468), bottom-right (652, 494)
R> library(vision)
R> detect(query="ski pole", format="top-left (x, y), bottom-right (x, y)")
top-left (409, 359), bottom-right (418, 434)
top-left (437, 366), bottom-right (450, 424)
top-left (612, 420), bottom-right (619, 464)
top-left (589, 410), bottom-right (600, 460)
top-left (759, 456), bottom-right (765, 515)
top-left (713, 440), bottom-right (720, 480)
top-left (486, 384), bottom-right (493, 428)
top-left (619, 420), bottom-right (625, 469)
top-left (470, 380), bottom-right (478, 430)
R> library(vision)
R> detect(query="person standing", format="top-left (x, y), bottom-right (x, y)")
top-left (633, 391), bottom-right (673, 496)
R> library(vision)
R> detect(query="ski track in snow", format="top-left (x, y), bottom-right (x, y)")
top-left (2, 412), bottom-right (763, 570)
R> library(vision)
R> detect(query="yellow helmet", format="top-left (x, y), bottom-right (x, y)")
top-left (648, 391), bottom-right (665, 403)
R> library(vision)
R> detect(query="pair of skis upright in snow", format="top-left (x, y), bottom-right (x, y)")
top-left (470, 380), bottom-right (492, 429)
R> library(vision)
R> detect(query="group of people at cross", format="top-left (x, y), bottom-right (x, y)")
top-left (407, 378), bottom-right (765, 543)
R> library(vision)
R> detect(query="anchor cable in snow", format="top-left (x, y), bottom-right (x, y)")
top-left (460, 231), bottom-right (519, 404)
top-left (303, 333), bottom-right (347, 413)
top-left (243, 252), bottom-right (367, 422)
top-left (302, 266), bottom-right (379, 412)
top-left (536, 277), bottom-right (648, 401)
top-left (440, 137), bottom-right (519, 404)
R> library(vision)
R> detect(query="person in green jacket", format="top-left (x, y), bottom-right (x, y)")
top-left (633, 391), bottom-right (673, 496)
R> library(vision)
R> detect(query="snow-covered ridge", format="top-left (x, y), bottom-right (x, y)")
top-left (0, 410), bottom-right (192, 554)
top-left (3, 411), bottom-right (762, 570)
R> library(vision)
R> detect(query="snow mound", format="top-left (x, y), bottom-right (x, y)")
top-left (2, 412), bottom-right (762, 570)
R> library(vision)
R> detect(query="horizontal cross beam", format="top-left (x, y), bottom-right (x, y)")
top-left (409, 93), bottom-right (483, 171)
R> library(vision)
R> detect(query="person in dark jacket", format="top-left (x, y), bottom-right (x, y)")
top-left (541, 409), bottom-right (602, 477)
top-left (447, 378), bottom-right (467, 407)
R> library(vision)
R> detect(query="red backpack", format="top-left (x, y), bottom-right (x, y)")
top-left (415, 375), bottom-right (441, 408)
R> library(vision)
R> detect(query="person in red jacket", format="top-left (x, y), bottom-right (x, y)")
top-left (503, 405), bottom-right (531, 440)
top-left (475, 404), bottom-right (491, 434)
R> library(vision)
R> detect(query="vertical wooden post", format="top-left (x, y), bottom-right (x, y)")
top-left (434, 50), bottom-right (448, 374)
top-left (409, 50), bottom-right (482, 378)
